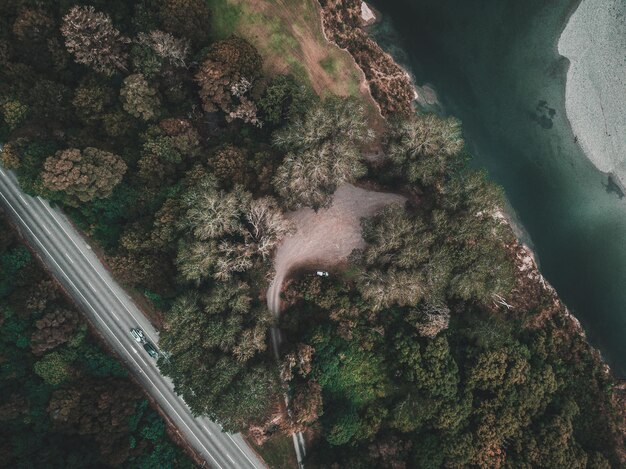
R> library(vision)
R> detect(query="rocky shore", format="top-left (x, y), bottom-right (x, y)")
top-left (317, 0), bottom-right (415, 117)
top-left (317, 2), bottom-right (626, 426)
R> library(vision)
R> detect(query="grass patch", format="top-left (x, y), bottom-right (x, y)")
top-left (252, 433), bottom-right (298, 469)
top-left (319, 55), bottom-right (337, 77)
top-left (205, 0), bottom-right (242, 39)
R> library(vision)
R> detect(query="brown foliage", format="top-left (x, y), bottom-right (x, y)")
top-left (48, 379), bottom-right (141, 465)
top-left (61, 6), bottom-right (130, 76)
top-left (195, 37), bottom-right (262, 114)
top-left (12, 8), bottom-right (53, 42)
top-left (208, 144), bottom-right (247, 187)
top-left (290, 380), bottom-right (323, 432)
top-left (30, 309), bottom-right (80, 355)
top-left (72, 79), bottom-right (115, 124)
top-left (0, 141), bottom-right (22, 170)
top-left (318, 0), bottom-right (414, 116)
top-left (42, 147), bottom-right (127, 204)
top-left (26, 279), bottom-right (60, 313)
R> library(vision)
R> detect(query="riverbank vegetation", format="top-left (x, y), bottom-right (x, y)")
top-left (0, 0), bottom-right (623, 467)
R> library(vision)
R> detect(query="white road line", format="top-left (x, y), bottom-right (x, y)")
top-left (227, 454), bottom-right (235, 464)
top-left (36, 199), bottom-right (159, 344)
top-left (226, 434), bottom-right (260, 469)
top-left (0, 168), bottom-right (5, 176)
top-left (44, 224), bottom-right (51, 235)
top-left (203, 425), bottom-right (213, 436)
top-left (0, 189), bottom-right (225, 469)
top-left (64, 252), bottom-right (74, 264)
top-left (19, 194), bottom-right (28, 205)
top-left (88, 281), bottom-right (96, 292)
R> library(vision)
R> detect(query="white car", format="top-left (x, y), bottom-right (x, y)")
top-left (130, 328), bottom-right (146, 343)
top-left (316, 271), bottom-right (329, 277)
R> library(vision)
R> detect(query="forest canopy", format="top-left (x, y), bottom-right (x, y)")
top-left (0, 0), bottom-right (623, 468)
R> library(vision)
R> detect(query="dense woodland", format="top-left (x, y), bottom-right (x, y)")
top-left (0, 0), bottom-right (623, 468)
top-left (0, 211), bottom-right (193, 467)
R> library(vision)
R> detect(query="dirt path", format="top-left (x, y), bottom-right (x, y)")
top-left (267, 183), bottom-right (405, 317)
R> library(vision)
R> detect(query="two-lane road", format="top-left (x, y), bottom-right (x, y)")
top-left (0, 167), bottom-right (265, 469)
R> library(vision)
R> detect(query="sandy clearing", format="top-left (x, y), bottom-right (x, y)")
top-left (266, 183), bottom-right (405, 317)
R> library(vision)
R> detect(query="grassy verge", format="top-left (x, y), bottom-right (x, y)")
top-left (251, 433), bottom-right (299, 469)
top-left (206, 0), bottom-right (367, 99)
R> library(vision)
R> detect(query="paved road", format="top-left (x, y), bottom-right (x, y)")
top-left (0, 167), bottom-right (266, 469)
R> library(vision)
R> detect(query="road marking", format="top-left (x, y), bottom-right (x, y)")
top-left (88, 281), bottom-right (96, 292)
top-left (227, 454), bottom-right (235, 464)
top-left (0, 187), bottom-right (227, 469)
top-left (0, 176), bottom-right (257, 469)
top-left (36, 199), bottom-right (159, 344)
top-left (44, 224), bottom-right (51, 235)
top-left (19, 194), bottom-right (28, 205)
top-left (226, 434), bottom-right (260, 468)
top-left (203, 425), bottom-right (213, 436)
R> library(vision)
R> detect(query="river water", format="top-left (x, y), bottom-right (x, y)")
top-left (369, 0), bottom-right (626, 376)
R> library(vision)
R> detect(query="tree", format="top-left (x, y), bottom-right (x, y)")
top-left (157, 287), bottom-right (277, 430)
top-left (258, 74), bottom-right (317, 127)
top-left (42, 147), bottom-right (127, 204)
top-left (0, 140), bottom-right (22, 169)
top-left (61, 6), bottom-right (130, 76)
top-left (131, 30), bottom-right (189, 77)
top-left (30, 309), bottom-right (79, 355)
top-left (158, 0), bottom-right (211, 47)
top-left (120, 74), bottom-right (160, 121)
top-left (408, 302), bottom-right (451, 338)
top-left (272, 96), bottom-right (373, 209)
top-left (175, 171), bottom-right (292, 282)
top-left (33, 351), bottom-right (71, 385)
top-left (12, 8), bottom-right (53, 42)
top-left (385, 114), bottom-right (465, 186)
top-left (208, 144), bottom-right (247, 187)
top-left (137, 30), bottom-right (189, 68)
top-left (1, 99), bottom-right (29, 130)
top-left (72, 79), bottom-right (115, 124)
top-left (195, 37), bottom-right (262, 116)
top-left (138, 120), bottom-right (201, 184)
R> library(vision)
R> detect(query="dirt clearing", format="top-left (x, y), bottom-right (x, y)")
top-left (267, 183), bottom-right (405, 316)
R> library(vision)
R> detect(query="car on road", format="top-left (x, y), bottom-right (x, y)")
top-left (143, 341), bottom-right (159, 359)
top-left (130, 327), bottom-right (146, 343)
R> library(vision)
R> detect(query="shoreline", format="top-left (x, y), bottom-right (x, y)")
top-left (318, 0), bottom-right (617, 372)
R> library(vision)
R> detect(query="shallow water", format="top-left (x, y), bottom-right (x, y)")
top-left (370, 0), bottom-right (626, 375)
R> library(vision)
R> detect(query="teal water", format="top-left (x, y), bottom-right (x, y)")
top-left (370, 0), bottom-right (626, 376)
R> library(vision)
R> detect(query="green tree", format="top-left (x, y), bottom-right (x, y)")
top-left (258, 75), bottom-right (317, 127)
top-left (120, 73), bottom-right (161, 121)
top-left (33, 351), bottom-right (70, 385)
top-left (158, 0), bottom-right (211, 47)
top-left (385, 113), bottom-right (465, 186)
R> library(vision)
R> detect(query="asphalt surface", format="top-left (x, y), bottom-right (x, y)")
top-left (0, 167), bottom-right (266, 469)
